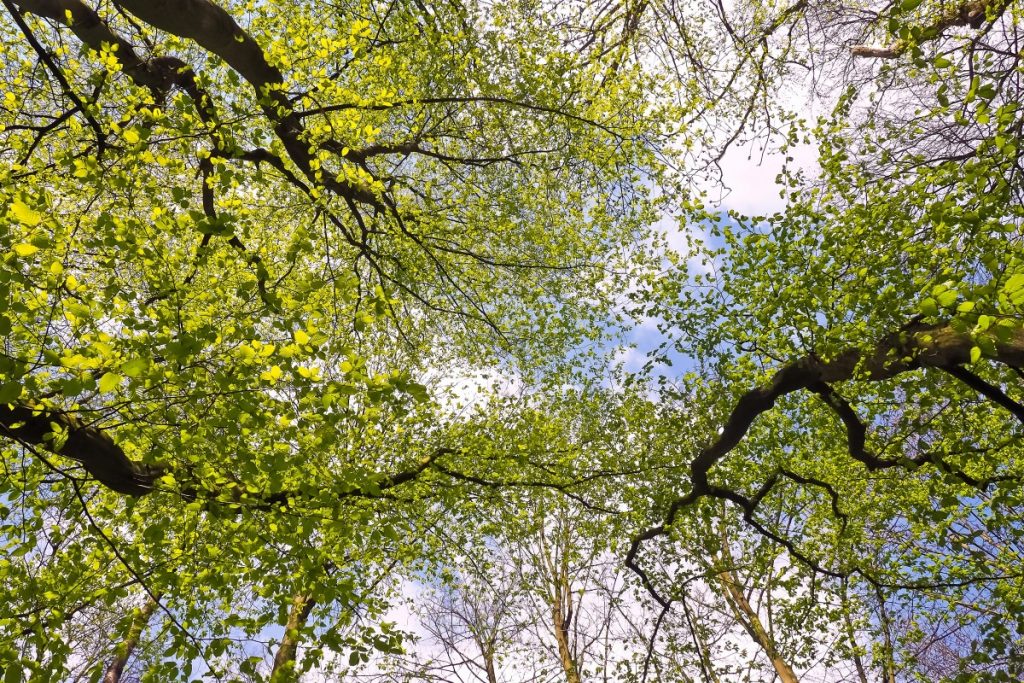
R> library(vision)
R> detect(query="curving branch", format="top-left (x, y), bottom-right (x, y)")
top-left (626, 321), bottom-right (1024, 598)
top-left (0, 402), bottom-right (160, 495)
top-left (112, 0), bottom-right (382, 207)
top-left (0, 399), bottom-right (450, 504)
top-left (12, 0), bottom-right (357, 308)
top-left (14, 0), bottom-right (185, 97)
top-left (11, 0), bottom-right (372, 207)
top-left (807, 383), bottom-right (913, 472)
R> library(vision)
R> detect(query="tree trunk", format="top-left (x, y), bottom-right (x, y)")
top-left (482, 646), bottom-right (498, 683)
top-left (552, 602), bottom-right (585, 683)
top-left (873, 586), bottom-right (898, 683)
top-left (716, 568), bottom-right (799, 683)
top-left (541, 519), bottom-right (582, 683)
top-left (270, 593), bottom-right (314, 682)
top-left (552, 586), bottom-right (582, 683)
top-left (840, 580), bottom-right (870, 683)
top-left (103, 596), bottom-right (159, 683)
top-left (715, 520), bottom-right (799, 683)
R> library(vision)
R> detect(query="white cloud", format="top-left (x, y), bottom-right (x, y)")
top-left (715, 139), bottom-right (819, 216)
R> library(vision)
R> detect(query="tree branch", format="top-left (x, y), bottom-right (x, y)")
top-left (3, 0), bottom-right (107, 154)
top-left (0, 400), bottom-right (449, 504)
top-left (0, 402), bottom-right (161, 495)
top-left (942, 364), bottom-right (1024, 424)
top-left (625, 321), bottom-right (1024, 594)
top-left (113, 0), bottom-right (382, 207)
top-left (850, 0), bottom-right (1012, 58)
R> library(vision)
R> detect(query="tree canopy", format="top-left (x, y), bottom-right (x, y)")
top-left (0, 0), bottom-right (1022, 681)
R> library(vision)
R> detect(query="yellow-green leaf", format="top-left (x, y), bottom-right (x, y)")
top-left (98, 372), bottom-right (124, 392)
top-left (12, 243), bottom-right (39, 257)
top-left (260, 365), bottom-right (283, 382)
top-left (121, 358), bottom-right (148, 377)
top-left (936, 289), bottom-right (957, 308)
top-left (1004, 273), bottom-right (1024, 294)
top-left (10, 199), bottom-right (41, 226)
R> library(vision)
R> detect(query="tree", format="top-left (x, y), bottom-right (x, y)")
top-left (371, 490), bottom-right (643, 683)
top-left (2, 0), bottom-right (1024, 680)
top-left (505, 499), bottom-right (629, 683)
top-left (0, 0), bottom-right (656, 678)
top-left (372, 550), bottom-right (528, 683)
top-left (622, 0), bottom-right (1024, 677)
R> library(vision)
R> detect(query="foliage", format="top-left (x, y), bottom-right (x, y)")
top-left (0, 0), bottom-right (1022, 681)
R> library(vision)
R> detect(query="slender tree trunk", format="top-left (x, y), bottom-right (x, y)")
top-left (269, 593), bottom-right (314, 682)
top-left (680, 592), bottom-right (720, 683)
top-left (873, 585), bottom-right (898, 683)
top-left (840, 580), bottom-right (870, 683)
top-left (103, 596), bottom-right (159, 683)
top-left (536, 516), bottom-right (583, 683)
top-left (482, 646), bottom-right (498, 683)
top-left (715, 520), bottom-right (799, 683)
top-left (551, 569), bottom-right (582, 683)
top-left (471, 633), bottom-right (499, 683)
top-left (716, 568), bottom-right (799, 683)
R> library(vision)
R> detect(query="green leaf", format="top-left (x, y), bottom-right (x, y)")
top-left (405, 381), bottom-right (429, 403)
top-left (121, 358), bottom-right (149, 378)
top-left (11, 243), bottom-right (39, 257)
top-left (1004, 273), bottom-right (1024, 294)
top-left (10, 199), bottom-right (41, 227)
top-left (0, 381), bottom-right (21, 404)
top-left (4, 663), bottom-right (23, 683)
top-left (60, 378), bottom-right (84, 396)
top-left (970, 346), bottom-right (982, 363)
top-left (935, 289), bottom-right (957, 308)
top-left (97, 372), bottom-right (123, 393)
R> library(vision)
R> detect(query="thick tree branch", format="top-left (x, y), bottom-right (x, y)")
top-left (14, 0), bottom-right (180, 96)
top-left (113, 0), bottom-right (382, 207)
top-left (850, 0), bottom-right (1012, 58)
top-left (14, 0), bottom-right (377, 211)
top-left (0, 400), bottom-right (449, 503)
top-left (0, 402), bottom-right (161, 495)
top-left (942, 364), bottom-right (1024, 424)
top-left (626, 321), bottom-right (1024, 591)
